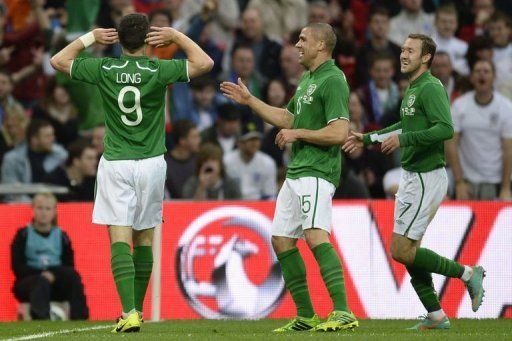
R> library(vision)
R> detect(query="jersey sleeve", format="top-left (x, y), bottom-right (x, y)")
top-left (158, 59), bottom-right (189, 84)
top-left (322, 75), bottom-right (350, 123)
top-left (399, 82), bottom-right (454, 147)
top-left (70, 57), bottom-right (103, 84)
top-left (286, 95), bottom-right (296, 115)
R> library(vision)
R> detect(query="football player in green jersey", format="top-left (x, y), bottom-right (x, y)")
top-left (221, 23), bottom-right (358, 332)
top-left (51, 14), bottom-right (213, 332)
top-left (343, 34), bottom-right (485, 330)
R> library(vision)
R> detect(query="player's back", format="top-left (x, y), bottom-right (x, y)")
top-left (71, 55), bottom-right (188, 160)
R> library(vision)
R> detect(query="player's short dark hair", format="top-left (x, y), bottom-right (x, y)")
top-left (369, 6), bottom-right (390, 20)
top-left (370, 52), bottom-right (395, 68)
top-left (26, 119), bottom-right (52, 142)
top-left (172, 120), bottom-right (197, 145)
top-left (148, 9), bottom-right (172, 25)
top-left (306, 22), bottom-right (337, 54)
top-left (66, 139), bottom-right (95, 167)
top-left (407, 33), bottom-right (437, 68)
top-left (118, 13), bottom-right (149, 52)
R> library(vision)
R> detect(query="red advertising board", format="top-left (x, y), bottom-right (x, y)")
top-left (0, 201), bottom-right (510, 321)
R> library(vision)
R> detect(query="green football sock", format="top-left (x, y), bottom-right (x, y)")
top-left (277, 247), bottom-right (315, 318)
top-left (111, 242), bottom-right (135, 313)
top-left (413, 248), bottom-right (464, 278)
top-left (406, 265), bottom-right (441, 312)
top-left (133, 246), bottom-right (153, 313)
top-left (312, 243), bottom-right (349, 312)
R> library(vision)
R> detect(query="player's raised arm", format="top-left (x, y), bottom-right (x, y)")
top-left (146, 26), bottom-right (213, 78)
top-left (50, 28), bottom-right (118, 75)
top-left (220, 78), bottom-right (294, 129)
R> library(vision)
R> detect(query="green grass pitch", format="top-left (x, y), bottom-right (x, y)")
top-left (0, 319), bottom-right (511, 340)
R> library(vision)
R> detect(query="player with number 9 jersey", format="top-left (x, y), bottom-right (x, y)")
top-left (50, 13), bottom-right (213, 332)
top-left (71, 56), bottom-right (188, 160)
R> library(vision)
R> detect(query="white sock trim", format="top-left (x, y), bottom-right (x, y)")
top-left (461, 265), bottom-right (473, 282)
top-left (427, 309), bottom-right (446, 320)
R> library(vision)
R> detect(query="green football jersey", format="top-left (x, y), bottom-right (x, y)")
top-left (71, 55), bottom-right (188, 160)
top-left (363, 71), bottom-right (454, 172)
top-left (286, 59), bottom-right (349, 187)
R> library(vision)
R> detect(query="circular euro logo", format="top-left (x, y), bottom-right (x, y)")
top-left (176, 206), bottom-right (285, 319)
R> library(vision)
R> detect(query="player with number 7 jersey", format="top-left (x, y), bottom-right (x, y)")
top-left (50, 14), bottom-right (213, 333)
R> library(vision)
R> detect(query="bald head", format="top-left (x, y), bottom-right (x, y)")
top-left (306, 23), bottom-right (337, 54)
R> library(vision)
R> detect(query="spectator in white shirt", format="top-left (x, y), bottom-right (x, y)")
top-left (389, 0), bottom-right (434, 46)
top-left (224, 128), bottom-right (277, 200)
top-left (446, 59), bottom-right (512, 200)
top-left (432, 4), bottom-right (469, 76)
top-left (487, 11), bottom-right (512, 100)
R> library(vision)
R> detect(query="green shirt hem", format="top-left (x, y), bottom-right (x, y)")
top-left (286, 171), bottom-right (339, 188)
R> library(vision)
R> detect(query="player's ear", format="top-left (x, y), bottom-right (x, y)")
top-left (422, 53), bottom-right (432, 65)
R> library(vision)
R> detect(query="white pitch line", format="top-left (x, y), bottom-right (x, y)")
top-left (4, 324), bottom-right (112, 340)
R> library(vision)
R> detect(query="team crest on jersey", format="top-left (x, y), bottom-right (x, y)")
top-left (407, 94), bottom-right (416, 107)
top-left (302, 84), bottom-right (317, 104)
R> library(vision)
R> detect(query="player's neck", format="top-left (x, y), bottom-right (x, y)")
top-left (309, 56), bottom-right (330, 73)
top-left (122, 47), bottom-right (146, 57)
top-left (408, 66), bottom-right (428, 83)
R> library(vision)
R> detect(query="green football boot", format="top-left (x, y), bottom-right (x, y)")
top-left (312, 311), bottom-right (359, 332)
top-left (407, 315), bottom-right (451, 330)
top-left (465, 265), bottom-right (486, 312)
top-left (273, 314), bottom-right (321, 332)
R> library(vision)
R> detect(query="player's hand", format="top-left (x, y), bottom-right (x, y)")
top-left (455, 181), bottom-right (471, 200)
top-left (342, 131), bottom-right (364, 154)
top-left (146, 26), bottom-right (179, 47)
top-left (92, 28), bottom-right (119, 45)
top-left (220, 78), bottom-right (252, 105)
top-left (275, 129), bottom-right (299, 149)
top-left (499, 186), bottom-right (511, 201)
top-left (41, 271), bottom-right (55, 284)
top-left (381, 134), bottom-right (400, 155)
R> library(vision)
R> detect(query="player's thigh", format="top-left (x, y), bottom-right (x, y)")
top-left (294, 177), bottom-right (335, 234)
top-left (394, 168), bottom-right (448, 240)
top-left (133, 227), bottom-right (155, 246)
top-left (272, 179), bottom-right (303, 239)
top-left (93, 157), bottom-right (137, 227)
top-left (133, 155), bottom-right (167, 231)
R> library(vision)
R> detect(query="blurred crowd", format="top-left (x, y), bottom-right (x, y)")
top-left (0, 0), bottom-right (511, 202)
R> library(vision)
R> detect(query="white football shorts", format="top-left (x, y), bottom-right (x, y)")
top-left (394, 167), bottom-right (448, 240)
top-left (93, 154), bottom-right (166, 230)
top-left (272, 177), bottom-right (335, 238)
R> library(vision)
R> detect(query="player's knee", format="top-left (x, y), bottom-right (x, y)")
top-left (271, 236), bottom-right (295, 254)
top-left (390, 246), bottom-right (413, 265)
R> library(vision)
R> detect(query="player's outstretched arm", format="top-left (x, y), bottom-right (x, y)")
top-left (275, 119), bottom-right (349, 149)
top-left (220, 78), bottom-right (294, 129)
top-left (146, 26), bottom-right (213, 78)
top-left (50, 28), bottom-right (118, 75)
